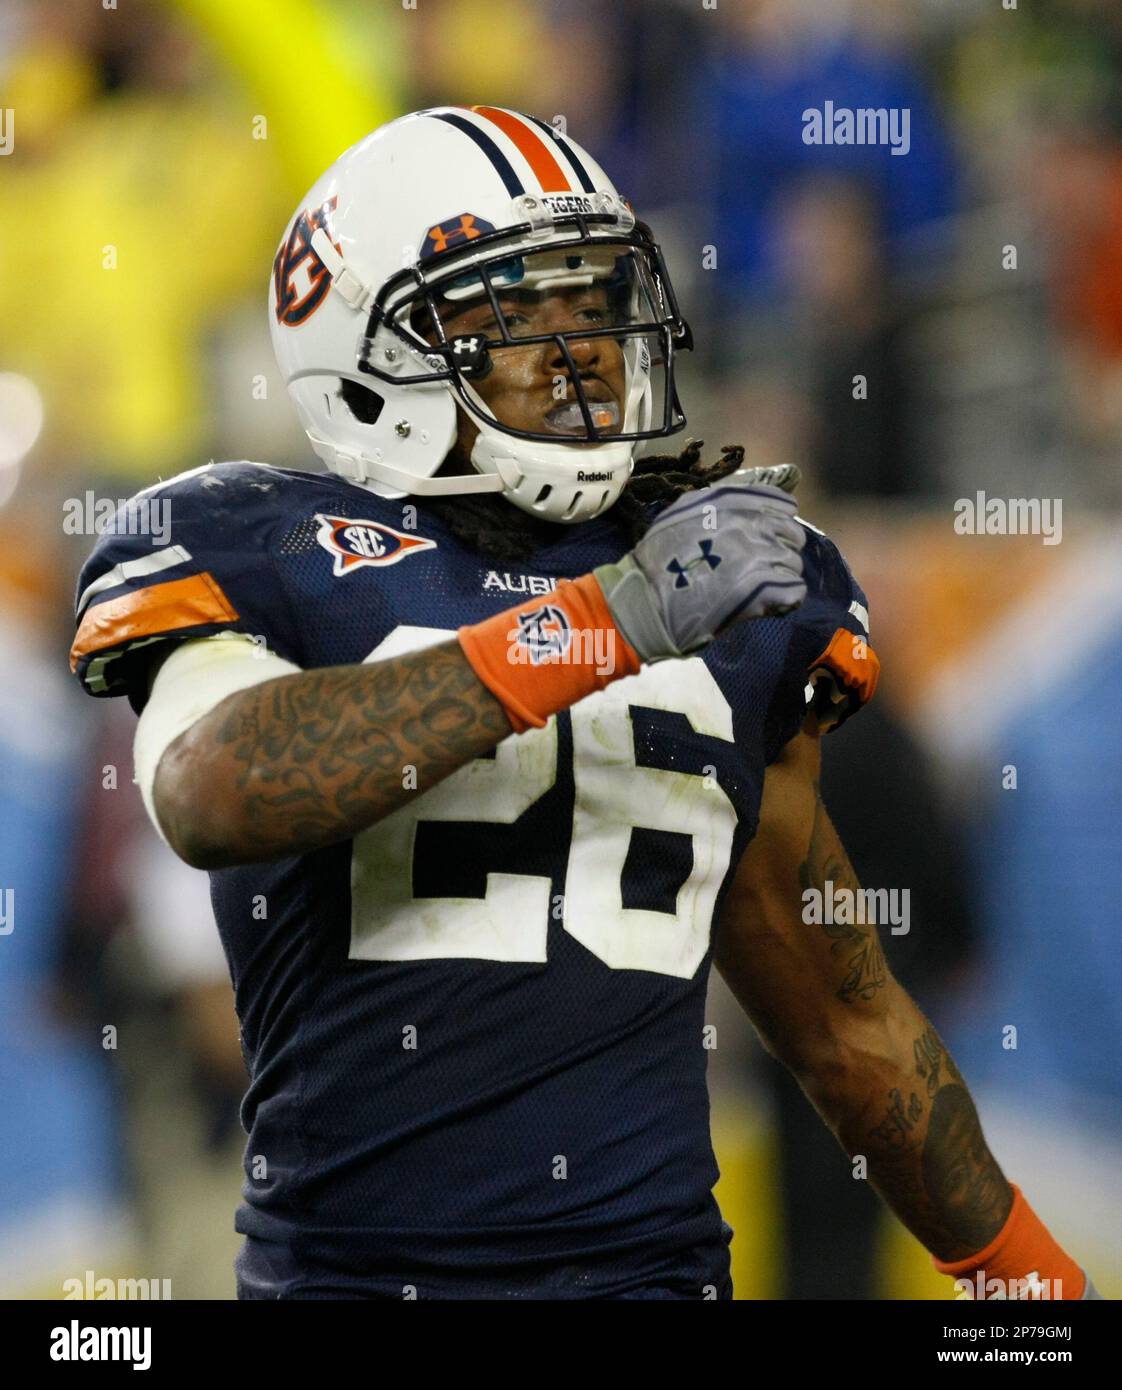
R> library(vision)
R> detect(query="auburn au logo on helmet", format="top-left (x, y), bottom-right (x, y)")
top-left (273, 196), bottom-right (341, 327)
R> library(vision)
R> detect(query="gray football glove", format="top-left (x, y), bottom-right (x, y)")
top-left (594, 475), bottom-right (807, 663)
top-left (733, 462), bottom-right (802, 495)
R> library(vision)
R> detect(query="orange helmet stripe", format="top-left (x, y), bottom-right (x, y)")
top-left (467, 106), bottom-right (573, 192)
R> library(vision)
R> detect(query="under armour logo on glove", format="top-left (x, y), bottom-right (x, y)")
top-left (592, 480), bottom-right (806, 661)
top-left (666, 539), bottom-right (721, 588)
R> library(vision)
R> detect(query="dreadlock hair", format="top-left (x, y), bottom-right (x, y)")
top-left (422, 439), bottom-right (748, 563)
top-left (337, 378), bottom-right (745, 562)
top-left (615, 438), bottom-right (746, 539)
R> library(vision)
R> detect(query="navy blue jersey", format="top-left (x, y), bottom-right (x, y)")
top-left (71, 461), bottom-right (874, 1298)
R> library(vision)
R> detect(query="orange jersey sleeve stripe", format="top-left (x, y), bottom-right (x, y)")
top-left (810, 626), bottom-right (881, 705)
top-left (467, 106), bottom-right (572, 192)
top-left (70, 572), bottom-right (240, 672)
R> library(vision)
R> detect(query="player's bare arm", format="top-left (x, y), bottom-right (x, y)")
top-left (797, 780), bottom-right (1012, 1257)
top-left (717, 723), bottom-right (1093, 1290)
top-left (154, 640), bottom-right (510, 869)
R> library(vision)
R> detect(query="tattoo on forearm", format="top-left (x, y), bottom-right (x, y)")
top-left (920, 1084), bottom-right (1011, 1253)
top-left (207, 640), bottom-right (511, 857)
top-left (868, 1087), bottom-right (924, 1150)
top-left (789, 796), bottom-right (1010, 1258)
top-left (914, 1024), bottom-right (945, 1097)
top-left (860, 1022), bottom-right (1012, 1260)
top-left (798, 796), bottom-right (887, 1004)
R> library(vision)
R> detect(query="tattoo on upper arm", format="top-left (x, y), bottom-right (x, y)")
top-left (210, 641), bottom-right (510, 854)
top-left (798, 795), bottom-right (887, 1005)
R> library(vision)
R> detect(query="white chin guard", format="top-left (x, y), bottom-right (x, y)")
top-left (469, 422), bottom-right (635, 524)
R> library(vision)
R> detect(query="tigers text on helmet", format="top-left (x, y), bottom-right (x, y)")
top-left (268, 106), bottom-right (693, 524)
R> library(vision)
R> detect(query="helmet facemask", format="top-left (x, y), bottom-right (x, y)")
top-left (356, 219), bottom-right (691, 522)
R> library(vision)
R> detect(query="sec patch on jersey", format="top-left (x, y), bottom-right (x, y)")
top-left (314, 513), bottom-right (437, 575)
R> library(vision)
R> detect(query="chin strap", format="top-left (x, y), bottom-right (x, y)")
top-left (311, 229), bottom-right (376, 312)
top-left (311, 434), bottom-right (508, 496)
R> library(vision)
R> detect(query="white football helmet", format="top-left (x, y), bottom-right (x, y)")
top-left (267, 106), bottom-right (693, 524)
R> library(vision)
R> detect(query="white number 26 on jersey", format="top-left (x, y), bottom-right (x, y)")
top-left (349, 627), bottom-right (739, 979)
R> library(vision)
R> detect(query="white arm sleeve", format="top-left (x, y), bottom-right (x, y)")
top-left (133, 632), bottom-right (303, 845)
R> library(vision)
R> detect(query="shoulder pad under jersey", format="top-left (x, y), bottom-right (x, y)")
top-left (70, 461), bottom-right (305, 703)
top-left (791, 520), bottom-right (879, 734)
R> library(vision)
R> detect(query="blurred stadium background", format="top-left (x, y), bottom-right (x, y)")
top-left (1, 0), bottom-right (1120, 1299)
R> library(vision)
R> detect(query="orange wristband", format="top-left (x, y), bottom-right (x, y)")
top-left (458, 572), bottom-right (641, 733)
top-left (933, 1185), bottom-right (1086, 1299)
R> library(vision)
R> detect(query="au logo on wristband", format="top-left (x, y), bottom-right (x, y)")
top-left (512, 604), bottom-right (572, 664)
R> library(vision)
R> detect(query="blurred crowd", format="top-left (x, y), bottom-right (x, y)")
top-left (1, 0), bottom-right (1120, 1299)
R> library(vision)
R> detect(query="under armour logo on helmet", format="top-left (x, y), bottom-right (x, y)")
top-left (421, 213), bottom-right (495, 260)
top-left (667, 539), bottom-right (721, 588)
top-left (450, 335), bottom-right (493, 380)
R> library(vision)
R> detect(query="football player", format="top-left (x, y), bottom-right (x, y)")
top-left (71, 107), bottom-right (1099, 1300)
